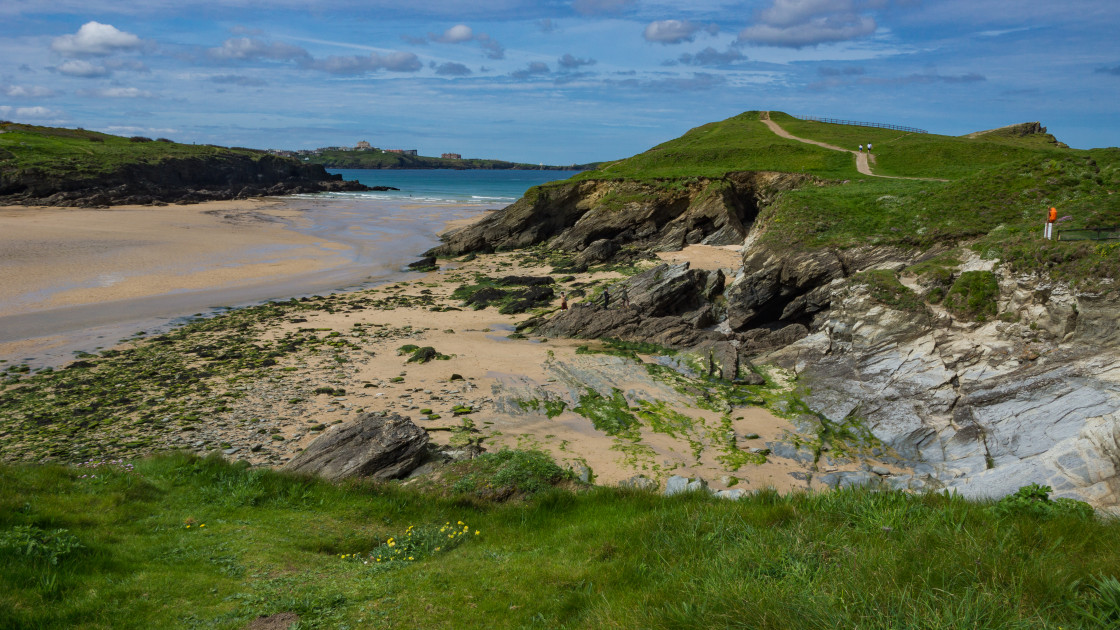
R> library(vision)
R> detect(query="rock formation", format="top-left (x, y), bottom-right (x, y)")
top-left (426, 172), bottom-right (814, 258)
top-left (0, 153), bottom-right (369, 207)
top-left (283, 412), bottom-right (429, 481)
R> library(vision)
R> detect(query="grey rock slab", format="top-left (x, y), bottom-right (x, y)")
top-left (283, 412), bottom-right (429, 481)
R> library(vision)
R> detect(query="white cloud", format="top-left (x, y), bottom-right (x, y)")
top-left (426, 24), bottom-right (503, 59)
top-left (0, 105), bottom-right (63, 120)
top-left (79, 87), bottom-right (156, 98)
top-left (643, 20), bottom-right (700, 44)
top-left (3, 85), bottom-right (59, 98)
top-left (209, 37), bottom-right (311, 61)
top-left (739, 0), bottom-right (879, 47)
top-left (51, 21), bottom-right (142, 57)
top-left (436, 24), bottom-right (474, 43)
top-left (56, 60), bottom-right (110, 77)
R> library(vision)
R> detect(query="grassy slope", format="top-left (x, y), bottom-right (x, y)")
top-left (3, 454), bottom-right (1118, 629)
top-left (571, 111), bottom-right (857, 181)
top-left (552, 110), bottom-right (1120, 283)
top-left (769, 112), bottom-right (1068, 180)
top-left (0, 123), bottom-right (264, 178)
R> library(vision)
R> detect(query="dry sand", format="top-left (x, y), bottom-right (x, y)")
top-left (0, 200), bottom-right (349, 318)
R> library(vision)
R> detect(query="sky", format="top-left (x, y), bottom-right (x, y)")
top-left (2, 0), bottom-right (1119, 164)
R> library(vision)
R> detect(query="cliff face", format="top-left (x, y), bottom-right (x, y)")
top-left (0, 153), bottom-right (367, 207)
top-left (764, 267), bottom-right (1120, 513)
top-left (457, 171), bottom-right (1120, 512)
top-left (427, 171), bottom-right (815, 258)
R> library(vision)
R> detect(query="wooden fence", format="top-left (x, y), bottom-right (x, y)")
top-left (794, 115), bottom-right (928, 134)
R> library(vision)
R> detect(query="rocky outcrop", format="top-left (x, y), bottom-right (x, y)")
top-left (426, 172), bottom-right (814, 259)
top-left (0, 153), bottom-right (369, 207)
top-left (283, 412), bottom-right (429, 481)
top-left (763, 275), bottom-right (1120, 514)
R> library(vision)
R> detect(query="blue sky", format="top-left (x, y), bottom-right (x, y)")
top-left (2, 0), bottom-right (1118, 164)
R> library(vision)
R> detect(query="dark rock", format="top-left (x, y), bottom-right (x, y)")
top-left (283, 412), bottom-right (429, 481)
top-left (574, 238), bottom-right (618, 266)
top-left (407, 256), bottom-right (438, 271)
top-left (0, 152), bottom-right (370, 207)
top-left (496, 275), bottom-right (554, 286)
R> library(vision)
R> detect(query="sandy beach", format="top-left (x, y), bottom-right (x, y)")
top-left (0, 204), bottom-right (864, 493)
top-left (0, 197), bottom-right (491, 366)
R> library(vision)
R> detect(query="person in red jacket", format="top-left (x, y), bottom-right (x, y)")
top-left (1045, 206), bottom-right (1057, 240)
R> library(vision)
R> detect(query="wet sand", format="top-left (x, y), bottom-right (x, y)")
top-left (0, 197), bottom-right (491, 366)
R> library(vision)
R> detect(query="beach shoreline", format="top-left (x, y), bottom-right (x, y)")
top-left (0, 196), bottom-right (495, 367)
top-left (0, 239), bottom-right (835, 494)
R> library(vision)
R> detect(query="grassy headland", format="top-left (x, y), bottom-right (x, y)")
top-left (0, 122), bottom-right (263, 177)
top-left (536, 110), bottom-right (1120, 284)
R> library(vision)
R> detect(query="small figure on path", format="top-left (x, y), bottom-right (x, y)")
top-left (867, 142), bottom-right (873, 154)
top-left (602, 287), bottom-right (611, 309)
top-left (858, 144), bottom-right (864, 153)
top-left (560, 292), bottom-right (568, 310)
top-left (1045, 206), bottom-right (1057, 240)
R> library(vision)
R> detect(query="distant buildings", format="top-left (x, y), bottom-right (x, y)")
top-left (355, 140), bottom-right (372, 150)
top-left (441, 153), bottom-right (462, 159)
top-left (387, 149), bottom-right (418, 156)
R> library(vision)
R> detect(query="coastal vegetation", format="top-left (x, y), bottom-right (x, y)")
top-left (0, 122), bottom-right (261, 175)
top-left (0, 121), bottom-right (363, 205)
top-left (4, 108), bottom-right (1120, 629)
top-left (2, 452), bottom-right (1118, 629)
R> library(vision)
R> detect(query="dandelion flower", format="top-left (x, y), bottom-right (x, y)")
top-left (475, 531), bottom-right (480, 535)
top-left (200, 524), bottom-right (206, 528)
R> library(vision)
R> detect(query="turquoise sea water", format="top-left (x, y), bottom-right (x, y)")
top-left (326, 168), bottom-right (582, 205)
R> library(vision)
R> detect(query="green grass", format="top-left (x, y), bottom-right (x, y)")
top-left (771, 112), bottom-right (1069, 180)
top-left (2, 453), bottom-right (1118, 629)
top-left (849, 269), bottom-right (928, 314)
top-left (571, 111), bottom-right (857, 181)
top-left (0, 122), bottom-right (264, 178)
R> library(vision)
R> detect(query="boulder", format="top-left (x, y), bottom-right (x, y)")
top-left (407, 256), bottom-right (438, 271)
top-left (283, 413), bottom-right (429, 481)
top-left (574, 238), bottom-right (618, 266)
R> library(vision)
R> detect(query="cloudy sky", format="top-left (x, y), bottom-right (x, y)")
top-left (2, 0), bottom-right (1118, 164)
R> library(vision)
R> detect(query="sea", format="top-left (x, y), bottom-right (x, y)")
top-left (324, 168), bottom-right (577, 206)
top-left (0, 169), bottom-right (580, 368)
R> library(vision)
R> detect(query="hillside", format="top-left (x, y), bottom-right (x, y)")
top-left (0, 122), bottom-right (367, 206)
top-left (428, 109), bottom-right (1120, 516)
top-left (436, 110), bottom-right (1120, 281)
top-left (305, 148), bottom-right (595, 171)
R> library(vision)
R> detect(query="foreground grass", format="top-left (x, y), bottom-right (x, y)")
top-left (2, 454), bottom-right (1118, 629)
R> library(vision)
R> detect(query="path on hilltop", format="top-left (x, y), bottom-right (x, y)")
top-left (760, 111), bottom-right (946, 181)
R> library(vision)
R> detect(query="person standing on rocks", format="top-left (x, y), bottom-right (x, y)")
top-left (560, 292), bottom-right (568, 310)
top-left (602, 287), bottom-right (610, 309)
top-left (619, 286), bottom-right (629, 309)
